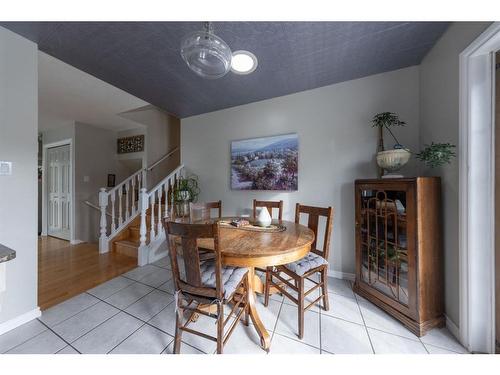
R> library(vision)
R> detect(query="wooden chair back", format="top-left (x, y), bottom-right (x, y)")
top-left (163, 220), bottom-right (224, 300)
top-left (189, 200), bottom-right (222, 221)
top-left (253, 199), bottom-right (283, 220)
top-left (294, 203), bottom-right (334, 260)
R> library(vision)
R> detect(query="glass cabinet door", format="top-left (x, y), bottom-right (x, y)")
top-left (358, 187), bottom-right (409, 307)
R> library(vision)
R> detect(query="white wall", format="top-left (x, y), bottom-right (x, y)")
top-left (419, 22), bottom-right (491, 327)
top-left (181, 66), bottom-right (420, 276)
top-left (120, 105), bottom-right (180, 189)
top-left (74, 122), bottom-right (133, 243)
top-left (0, 27), bottom-right (39, 327)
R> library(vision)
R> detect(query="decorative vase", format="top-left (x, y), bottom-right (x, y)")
top-left (175, 200), bottom-right (190, 217)
top-left (376, 149), bottom-right (411, 178)
top-left (256, 207), bottom-right (272, 227)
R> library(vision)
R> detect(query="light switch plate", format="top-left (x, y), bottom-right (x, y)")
top-left (83, 175), bottom-right (90, 182)
top-left (0, 161), bottom-right (12, 175)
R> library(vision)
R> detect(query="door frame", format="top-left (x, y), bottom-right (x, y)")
top-left (459, 22), bottom-right (500, 354)
top-left (41, 139), bottom-right (76, 243)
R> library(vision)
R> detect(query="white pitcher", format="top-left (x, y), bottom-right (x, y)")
top-left (256, 207), bottom-right (272, 227)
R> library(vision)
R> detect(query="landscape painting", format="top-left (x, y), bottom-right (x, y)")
top-left (231, 133), bottom-right (298, 191)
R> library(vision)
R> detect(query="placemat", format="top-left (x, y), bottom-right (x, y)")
top-left (218, 219), bottom-right (287, 233)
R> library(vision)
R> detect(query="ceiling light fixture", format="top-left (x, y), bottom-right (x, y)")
top-left (231, 50), bottom-right (258, 75)
top-left (180, 22), bottom-right (232, 79)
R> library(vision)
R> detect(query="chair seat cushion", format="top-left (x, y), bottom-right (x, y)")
top-left (199, 261), bottom-right (248, 299)
top-left (284, 252), bottom-right (328, 276)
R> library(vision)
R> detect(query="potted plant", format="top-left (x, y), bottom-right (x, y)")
top-left (416, 142), bottom-right (456, 168)
top-left (372, 112), bottom-right (411, 178)
top-left (172, 175), bottom-right (200, 217)
top-left (372, 112), bottom-right (456, 177)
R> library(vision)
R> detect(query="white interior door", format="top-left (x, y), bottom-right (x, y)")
top-left (47, 144), bottom-right (71, 240)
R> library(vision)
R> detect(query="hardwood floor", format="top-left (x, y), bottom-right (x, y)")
top-left (38, 236), bottom-right (137, 310)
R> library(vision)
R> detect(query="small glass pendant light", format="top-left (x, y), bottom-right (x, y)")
top-left (180, 22), bottom-right (232, 79)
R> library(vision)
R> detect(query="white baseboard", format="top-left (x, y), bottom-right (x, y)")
top-left (0, 307), bottom-right (41, 336)
top-left (70, 239), bottom-right (84, 245)
top-left (444, 314), bottom-right (460, 341)
top-left (328, 268), bottom-right (355, 281)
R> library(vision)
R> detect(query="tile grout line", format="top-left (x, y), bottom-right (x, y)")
top-left (105, 320), bottom-right (149, 354)
top-left (37, 319), bottom-right (82, 354)
top-left (2, 326), bottom-right (48, 354)
top-left (353, 286), bottom-right (375, 354)
top-left (267, 296), bottom-right (285, 354)
top-left (420, 337), bottom-right (430, 354)
top-left (38, 296), bottom-right (102, 332)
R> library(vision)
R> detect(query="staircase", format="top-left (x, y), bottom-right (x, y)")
top-left (97, 164), bottom-right (184, 266)
top-left (112, 204), bottom-right (165, 258)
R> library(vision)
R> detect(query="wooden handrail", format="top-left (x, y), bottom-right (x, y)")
top-left (84, 200), bottom-right (112, 217)
top-left (146, 147), bottom-right (179, 171)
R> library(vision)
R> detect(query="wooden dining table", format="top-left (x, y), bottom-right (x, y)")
top-left (174, 217), bottom-right (315, 351)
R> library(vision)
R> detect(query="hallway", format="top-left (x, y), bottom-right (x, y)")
top-left (38, 237), bottom-right (137, 310)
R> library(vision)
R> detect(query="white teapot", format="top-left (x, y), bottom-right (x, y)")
top-left (256, 207), bottom-right (272, 227)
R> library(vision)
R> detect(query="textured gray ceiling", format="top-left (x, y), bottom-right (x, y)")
top-left (1, 22), bottom-right (449, 118)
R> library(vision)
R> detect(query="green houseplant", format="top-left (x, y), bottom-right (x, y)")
top-left (416, 142), bottom-right (456, 168)
top-left (172, 175), bottom-right (200, 217)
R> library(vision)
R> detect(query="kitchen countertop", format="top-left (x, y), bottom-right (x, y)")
top-left (0, 243), bottom-right (16, 263)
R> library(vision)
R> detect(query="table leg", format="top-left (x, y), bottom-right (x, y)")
top-left (246, 267), bottom-right (271, 351)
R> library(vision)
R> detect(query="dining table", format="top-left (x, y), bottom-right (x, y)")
top-left (173, 217), bottom-right (315, 351)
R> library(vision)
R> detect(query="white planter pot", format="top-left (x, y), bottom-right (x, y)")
top-left (376, 149), bottom-right (411, 177)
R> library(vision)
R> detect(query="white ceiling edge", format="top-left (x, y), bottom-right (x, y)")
top-left (38, 51), bottom-right (149, 132)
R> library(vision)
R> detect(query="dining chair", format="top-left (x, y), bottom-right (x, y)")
top-left (189, 200), bottom-right (222, 221)
top-left (264, 203), bottom-right (334, 339)
top-left (252, 199), bottom-right (283, 221)
top-left (163, 219), bottom-right (249, 354)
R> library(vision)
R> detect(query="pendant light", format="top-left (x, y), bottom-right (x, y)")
top-left (180, 22), bottom-right (232, 79)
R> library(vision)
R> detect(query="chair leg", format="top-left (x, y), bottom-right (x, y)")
top-left (264, 267), bottom-right (271, 307)
top-left (321, 268), bottom-right (330, 311)
top-left (216, 303), bottom-right (224, 354)
top-left (244, 278), bottom-right (250, 326)
top-left (297, 276), bottom-right (305, 340)
top-left (173, 306), bottom-right (183, 354)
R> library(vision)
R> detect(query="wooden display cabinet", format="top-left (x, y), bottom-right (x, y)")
top-left (353, 177), bottom-right (444, 336)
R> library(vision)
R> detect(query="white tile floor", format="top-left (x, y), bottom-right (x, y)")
top-left (0, 257), bottom-right (469, 354)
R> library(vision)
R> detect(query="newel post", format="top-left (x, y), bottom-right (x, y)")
top-left (98, 187), bottom-right (109, 253)
top-left (138, 188), bottom-right (149, 266)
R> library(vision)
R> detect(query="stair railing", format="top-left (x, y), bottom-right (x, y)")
top-left (98, 168), bottom-right (145, 253)
top-left (137, 164), bottom-right (184, 265)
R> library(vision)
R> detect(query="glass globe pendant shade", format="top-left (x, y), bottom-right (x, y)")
top-left (180, 23), bottom-right (232, 79)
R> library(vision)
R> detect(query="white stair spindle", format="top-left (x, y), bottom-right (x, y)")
top-left (139, 188), bottom-right (148, 248)
top-left (110, 190), bottom-right (116, 234)
top-left (118, 187), bottom-right (123, 226)
top-left (98, 188), bottom-right (109, 253)
top-left (150, 192), bottom-right (156, 240)
top-left (163, 183), bottom-right (172, 217)
top-left (157, 186), bottom-right (163, 234)
top-left (131, 176), bottom-right (136, 216)
top-left (125, 181), bottom-right (130, 220)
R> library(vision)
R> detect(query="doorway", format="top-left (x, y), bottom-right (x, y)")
top-left (46, 144), bottom-right (72, 240)
top-left (459, 22), bottom-right (499, 354)
top-left (42, 139), bottom-right (74, 242)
